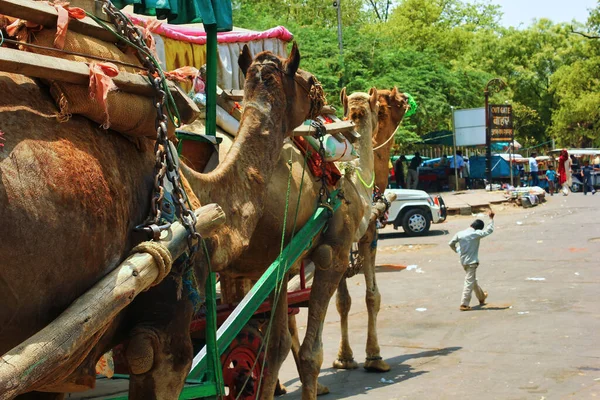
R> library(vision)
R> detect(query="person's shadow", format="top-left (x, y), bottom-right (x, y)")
top-left (281, 346), bottom-right (462, 397)
top-left (470, 304), bottom-right (512, 311)
top-left (379, 229), bottom-right (449, 239)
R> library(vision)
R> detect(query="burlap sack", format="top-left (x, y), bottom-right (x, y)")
top-left (30, 29), bottom-right (174, 138)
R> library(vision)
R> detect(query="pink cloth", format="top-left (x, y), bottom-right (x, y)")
top-left (127, 14), bottom-right (293, 45)
top-left (88, 62), bottom-right (119, 129)
top-left (54, 3), bottom-right (86, 49)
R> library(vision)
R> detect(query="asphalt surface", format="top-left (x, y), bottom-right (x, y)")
top-left (278, 192), bottom-right (600, 399)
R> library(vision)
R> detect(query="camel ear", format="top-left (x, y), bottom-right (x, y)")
top-left (238, 45), bottom-right (252, 77)
top-left (391, 86), bottom-right (398, 97)
top-left (369, 87), bottom-right (378, 111)
top-left (340, 87), bottom-right (348, 117)
top-left (284, 42), bottom-right (300, 76)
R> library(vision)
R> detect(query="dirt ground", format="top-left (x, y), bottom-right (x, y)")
top-left (278, 192), bottom-right (600, 399)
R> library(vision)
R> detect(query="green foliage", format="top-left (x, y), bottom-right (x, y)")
top-left (233, 0), bottom-right (600, 152)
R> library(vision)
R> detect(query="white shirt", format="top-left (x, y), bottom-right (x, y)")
top-left (529, 157), bottom-right (538, 172)
top-left (449, 155), bottom-right (464, 169)
top-left (449, 220), bottom-right (494, 265)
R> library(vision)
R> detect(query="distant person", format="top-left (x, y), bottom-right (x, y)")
top-left (580, 160), bottom-right (597, 195)
top-left (449, 150), bottom-right (465, 175)
top-left (570, 154), bottom-right (579, 171)
top-left (463, 157), bottom-right (471, 189)
top-left (394, 155), bottom-right (406, 188)
top-left (449, 210), bottom-right (495, 311)
top-left (545, 164), bottom-right (557, 196)
top-left (440, 154), bottom-right (449, 167)
top-left (558, 149), bottom-right (572, 196)
top-left (529, 152), bottom-right (540, 187)
top-left (406, 152), bottom-right (422, 189)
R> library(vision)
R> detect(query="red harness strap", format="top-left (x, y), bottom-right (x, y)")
top-left (292, 136), bottom-right (342, 187)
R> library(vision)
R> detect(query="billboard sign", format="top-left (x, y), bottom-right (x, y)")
top-left (453, 107), bottom-right (486, 146)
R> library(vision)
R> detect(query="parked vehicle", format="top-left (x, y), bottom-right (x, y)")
top-left (383, 189), bottom-right (447, 236)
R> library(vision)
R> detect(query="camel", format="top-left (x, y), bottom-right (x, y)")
top-left (207, 86), bottom-right (381, 399)
top-left (277, 88), bottom-right (409, 397)
top-left (0, 43), bottom-right (323, 399)
top-left (332, 87), bottom-right (410, 374)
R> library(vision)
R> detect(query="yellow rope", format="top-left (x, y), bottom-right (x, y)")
top-left (130, 241), bottom-right (173, 288)
top-left (356, 169), bottom-right (375, 189)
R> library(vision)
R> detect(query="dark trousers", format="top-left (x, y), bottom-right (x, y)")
top-left (583, 177), bottom-right (595, 194)
top-left (531, 171), bottom-right (540, 187)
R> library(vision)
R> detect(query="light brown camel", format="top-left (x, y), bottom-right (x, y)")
top-left (0, 44), bottom-right (322, 399)
top-left (279, 88), bottom-right (410, 397)
top-left (209, 87), bottom-right (380, 399)
top-left (332, 87), bottom-right (410, 375)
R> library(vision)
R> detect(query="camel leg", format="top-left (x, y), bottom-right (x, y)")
top-left (298, 244), bottom-right (346, 399)
top-left (361, 224), bottom-right (390, 372)
top-left (126, 276), bottom-right (194, 400)
top-left (332, 278), bottom-right (358, 369)
top-left (259, 277), bottom-right (291, 400)
top-left (284, 313), bottom-right (330, 396)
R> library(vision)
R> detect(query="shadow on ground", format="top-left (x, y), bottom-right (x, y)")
top-left (379, 229), bottom-right (449, 240)
top-left (470, 304), bottom-right (512, 311)
top-left (281, 347), bottom-right (462, 395)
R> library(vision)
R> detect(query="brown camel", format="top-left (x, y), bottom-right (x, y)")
top-left (0, 43), bottom-right (322, 399)
top-left (332, 87), bottom-right (410, 375)
top-left (210, 87), bottom-right (380, 399)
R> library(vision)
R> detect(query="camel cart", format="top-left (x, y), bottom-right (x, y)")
top-left (0, 0), bottom-right (388, 398)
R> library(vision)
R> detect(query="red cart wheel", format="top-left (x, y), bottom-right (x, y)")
top-left (221, 325), bottom-right (267, 400)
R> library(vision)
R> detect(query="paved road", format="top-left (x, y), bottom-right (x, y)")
top-left (278, 193), bottom-right (600, 399)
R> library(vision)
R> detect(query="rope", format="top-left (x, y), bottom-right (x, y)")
top-left (130, 241), bottom-right (173, 287)
top-left (255, 147), bottom-right (296, 397)
top-left (372, 124), bottom-right (399, 151)
top-left (0, 30), bottom-right (4, 47)
top-left (235, 148), bottom-right (310, 400)
top-left (356, 168), bottom-right (375, 189)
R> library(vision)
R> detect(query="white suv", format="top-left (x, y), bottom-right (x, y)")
top-left (383, 189), bottom-right (447, 236)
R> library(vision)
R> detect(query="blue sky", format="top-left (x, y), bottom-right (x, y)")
top-left (489, 0), bottom-right (597, 28)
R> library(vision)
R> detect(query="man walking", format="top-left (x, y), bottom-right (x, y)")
top-left (580, 160), bottom-right (597, 195)
top-left (529, 152), bottom-right (540, 187)
top-left (449, 210), bottom-right (495, 311)
top-left (406, 152), bottom-right (422, 189)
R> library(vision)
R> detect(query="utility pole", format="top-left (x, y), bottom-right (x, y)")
top-left (334, 0), bottom-right (345, 86)
top-left (335, 1), bottom-right (344, 57)
top-left (451, 106), bottom-right (459, 191)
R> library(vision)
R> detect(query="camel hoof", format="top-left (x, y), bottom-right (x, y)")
top-left (317, 381), bottom-right (330, 396)
top-left (274, 379), bottom-right (287, 396)
top-left (363, 358), bottom-right (391, 372)
top-left (333, 358), bottom-right (359, 370)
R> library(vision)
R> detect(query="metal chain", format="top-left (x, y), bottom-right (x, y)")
top-left (311, 120), bottom-right (331, 208)
top-left (100, 1), bottom-right (200, 252)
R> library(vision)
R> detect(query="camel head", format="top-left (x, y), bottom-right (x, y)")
top-left (341, 87), bottom-right (380, 134)
top-left (238, 43), bottom-right (325, 135)
top-left (377, 86), bottom-right (409, 127)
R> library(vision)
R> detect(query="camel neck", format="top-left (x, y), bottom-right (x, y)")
top-left (182, 98), bottom-right (288, 270)
top-left (373, 118), bottom-right (397, 189)
top-left (353, 119), bottom-right (376, 189)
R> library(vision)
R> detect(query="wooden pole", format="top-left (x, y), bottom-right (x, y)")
top-left (0, 0), bottom-right (116, 43)
top-left (0, 48), bottom-right (200, 123)
top-left (0, 203), bottom-right (226, 400)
